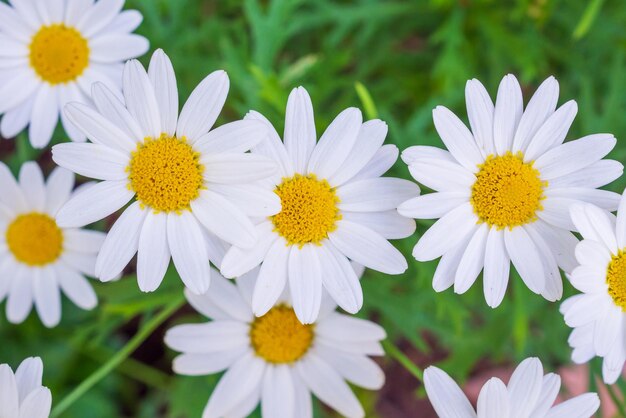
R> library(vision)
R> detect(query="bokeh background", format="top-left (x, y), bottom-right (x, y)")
top-left (1, 0), bottom-right (626, 416)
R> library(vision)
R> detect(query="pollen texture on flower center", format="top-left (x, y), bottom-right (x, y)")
top-left (607, 251), bottom-right (626, 311)
top-left (271, 174), bottom-right (341, 246)
top-left (6, 213), bottom-right (63, 266)
top-left (250, 305), bottom-right (314, 364)
top-left (29, 24), bottom-right (89, 84)
top-left (127, 134), bottom-right (205, 213)
top-left (470, 152), bottom-right (546, 229)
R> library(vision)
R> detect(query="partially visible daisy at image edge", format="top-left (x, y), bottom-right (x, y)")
top-left (0, 161), bottom-right (103, 327)
top-left (220, 86), bottom-right (418, 324)
top-left (399, 74), bottom-right (623, 308)
top-left (0, 0), bottom-right (149, 147)
top-left (52, 49), bottom-right (279, 296)
top-left (0, 357), bottom-right (51, 418)
top-left (561, 191), bottom-right (626, 384)
top-left (424, 357), bottom-right (600, 418)
top-left (164, 265), bottom-right (385, 418)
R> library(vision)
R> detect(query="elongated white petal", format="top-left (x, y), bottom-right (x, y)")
top-left (137, 211), bottom-right (170, 292)
top-left (423, 366), bottom-right (477, 418)
top-left (493, 74), bottom-right (523, 155)
top-left (288, 244), bottom-right (323, 324)
top-left (482, 228), bottom-right (510, 308)
top-left (524, 100), bottom-right (577, 162)
top-left (433, 105), bottom-right (482, 171)
top-left (465, 78), bottom-right (494, 154)
top-left (123, 59), bottom-right (161, 138)
top-left (251, 238), bottom-right (289, 317)
top-left (167, 212), bottom-right (211, 294)
top-left (52, 143), bottom-right (129, 180)
top-left (477, 378), bottom-right (510, 418)
top-left (284, 87), bottom-right (316, 173)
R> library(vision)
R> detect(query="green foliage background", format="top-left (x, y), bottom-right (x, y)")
top-left (2, 0), bottom-right (626, 416)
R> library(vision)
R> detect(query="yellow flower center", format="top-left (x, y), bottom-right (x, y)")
top-left (470, 152), bottom-right (546, 229)
top-left (127, 134), bottom-right (205, 213)
top-left (250, 305), bottom-right (314, 364)
top-left (607, 251), bottom-right (626, 311)
top-left (271, 174), bottom-right (341, 246)
top-left (29, 24), bottom-right (89, 84)
top-left (6, 213), bottom-right (63, 266)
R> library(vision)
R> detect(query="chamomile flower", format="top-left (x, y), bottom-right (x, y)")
top-left (424, 357), bottom-right (600, 418)
top-left (399, 74), bottom-right (622, 307)
top-left (0, 0), bottom-right (148, 148)
top-left (220, 86), bottom-right (418, 324)
top-left (165, 267), bottom-right (385, 418)
top-left (51, 49), bottom-right (279, 295)
top-left (0, 162), bottom-right (103, 327)
top-left (0, 357), bottom-right (51, 418)
top-left (561, 193), bottom-right (626, 384)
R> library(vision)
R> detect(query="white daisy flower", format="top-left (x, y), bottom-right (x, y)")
top-left (220, 86), bottom-right (418, 323)
top-left (0, 0), bottom-right (149, 148)
top-left (164, 266), bottom-right (385, 418)
top-left (0, 357), bottom-right (51, 418)
top-left (424, 357), bottom-right (600, 418)
top-left (560, 193), bottom-right (626, 383)
top-left (51, 49), bottom-right (279, 295)
top-left (0, 161), bottom-right (103, 327)
top-left (399, 74), bottom-right (623, 307)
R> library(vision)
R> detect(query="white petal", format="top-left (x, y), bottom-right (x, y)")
top-left (57, 83), bottom-right (87, 142)
top-left (398, 191), bottom-right (468, 219)
top-left (33, 267), bottom-right (61, 328)
top-left (288, 244), bottom-right (323, 324)
top-left (616, 189), bottom-right (626, 249)
top-left (329, 119), bottom-right (388, 186)
top-left (261, 365), bottom-right (295, 418)
top-left (64, 0), bottom-right (94, 26)
top-left (55, 262), bottom-right (97, 310)
top-left (0, 162), bottom-right (26, 212)
top-left (101, 9), bottom-right (142, 33)
top-left (19, 162), bottom-right (45, 211)
top-left (329, 221), bottom-right (407, 274)
top-left (534, 134), bottom-right (616, 179)
top-left (544, 393), bottom-right (600, 418)
top-left (482, 228), bottom-right (510, 308)
top-left (195, 119), bottom-right (268, 155)
top-left (148, 49), bottom-right (178, 136)
top-left (504, 227), bottom-right (545, 295)
top-left (51, 143), bottom-right (129, 180)
top-left (507, 357), bottom-right (543, 418)
top-left (296, 354), bottom-right (365, 418)
top-left (477, 378), bottom-right (510, 418)
top-left (526, 224), bottom-right (562, 302)
top-left (191, 190), bottom-right (257, 248)
top-left (454, 223), bottom-right (488, 294)
top-left (177, 70), bottom-right (229, 142)
top-left (0, 72), bottom-right (39, 115)
top-left (55, 180), bottom-right (134, 228)
top-left (316, 312), bottom-right (386, 342)
top-left (203, 353), bottom-right (265, 418)
top-left (202, 153), bottom-right (277, 184)
top-left (208, 184), bottom-right (280, 218)
top-left (63, 229), bottom-right (105, 254)
top-left (95, 201), bottom-right (146, 282)
top-left (342, 210), bottom-right (415, 240)
top-left (18, 387), bottom-right (51, 418)
top-left (1, 95), bottom-right (33, 139)
top-left (137, 212), bottom-right (170, 292)
top-left (423, 366), bottom-right (477, 418)
top-left (338, 178), bottom-right (419, 212)
top-left (14, 357), bottom-right (43, 403)
top-left (562, 293), bottom-right (608, 328)
top-left (307, 107), bottom-right (362, 179)
top-left (167, 212), bottom-right (211, 294)
top-left (165, 322), bottom-right (249, 354)
top-left (512, 76), bottom-right (559, 153)
top-left (90, 34), bottom-right (149, 63)
top-left (317, 243), bottom-right (363, 314)
top-left (315, 346), bottom-right (384, 390)
top-left (533, 219), bottom-right (578, 272)
top-left (546, 188), bottom-right (619, 211)
top-left (76, 0), bottom-right (123, 37)
top-left (432, 236), bottom-right (471, 292)
top-left (530, 373), bottom-right (561, 417)
top-left (569, 265), bottom-right (607, 294)
top-left (173, 349), bottom-right (246, 376)
top-left (246, 110), bottom-right (294, 178)
top-left (91, 82), bottom-right (143, 143)
top-left (412, 203), bottom-right (478, 261)
top-left (0, 364), bottom-right (19, 418)
top-left (29, 84), bottom-right (58, 149)
top-left (220, 222), bottom-right (277, 278)
top-left (493, 74), bottom-right (523, 155)
top-left (351, 144), bottom-right (398, 181)
top-left (407, 159), bottom-right (475, 192)
top-left (524, 100), bottom-right (578, 162)
top-left (284, 87), bottom-right (316, 173)
top-left (433, 105), bottom-right (482, 171)
top-left (251, 238), bottom-right (289, 317)
top-left (593, 306), bottom-right (622, 356)
top-left (6, 266), bottom-right (32, 323)
top-left (122, 60), bottom-right (161, 138)
top-left (548, 160), bottom-right (623, 190)
top-left (0, 2), bottom-right (32, 42)
top-left (465, 78), bottom-right (494, 154)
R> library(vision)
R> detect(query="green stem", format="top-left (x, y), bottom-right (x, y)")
top-left (605, 381), bottom-right (626, 418)
top-left (51, 296), bottom-right (184, 417)
top-left (382, 339), bottom-right (424, 381)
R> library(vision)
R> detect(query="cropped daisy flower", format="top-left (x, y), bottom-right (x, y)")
top-left (52, 49), bottom-right (279, 295)
top-left (561, 194), bottom-right (626, 383)
top-left (424, 357), bottom-right (600, 418)
top-left (0, 357), bottom-right (51, 418)
top-left (0, 0), bottom-right (148, 148)
top-left (0, 162), bottom-right (103, 327)
top-left (165, 267), bottom-right (385, 418)
top-left (220, 86), bottom-right (417, 323)
top-left (399, 74), bottom-right (622, 307)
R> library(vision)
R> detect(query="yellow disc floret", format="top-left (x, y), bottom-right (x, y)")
top-left (6, 213), bottom-right (63, 266)
top-left (29, 24), bottom-right (89, 84)
top-left (127, 134), bottom-right (205, 213)
top-left (607, 251), bottom-right (626, 311)
top-left (250, 305), bottom-right (314, 364)
top-left (470, 152), bottom-right (546, 229)
top-left (271, 174), bottom-right (341, 246)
